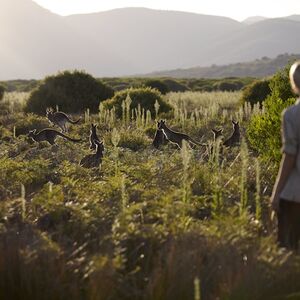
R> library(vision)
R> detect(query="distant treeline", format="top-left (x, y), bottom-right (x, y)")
top-left (1, 77), bottom-right (255, 93)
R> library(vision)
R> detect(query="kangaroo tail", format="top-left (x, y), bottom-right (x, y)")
top-left (67, 116), bottom-right (81, 124)
top-left (188, 137), bottom-right (207, 147)
top-left (57, 132), bottom-right (81, 142)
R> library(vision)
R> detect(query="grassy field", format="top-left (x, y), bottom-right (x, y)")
top-left (1, 91), bottom-right (300, 300)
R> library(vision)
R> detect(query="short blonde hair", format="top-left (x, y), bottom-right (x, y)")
top-left (289, 61), bottom-right (300, 95)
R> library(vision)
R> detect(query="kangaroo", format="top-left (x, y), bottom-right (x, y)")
top-left (223, 120), bottom-right (240, 147)
top-left (89, 123), bottom-right (101, 150)
top-left (152, 121), bottom-right (168, 149)
top-left (80, 140), bottom-right (104, 168)
top-left (46, 108), bottom-right (81, 132)
top-left (210, 128), bottom-right (223, 155)
top-left (158, 120), bottom-right (204, 149)
top-left (28, 128), bottom-right (81, 145)
top-left (212, 128), bottom-right (223, 141)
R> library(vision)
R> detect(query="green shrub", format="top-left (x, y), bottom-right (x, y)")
top-left (247, 66), bottom-right (296, 162)
top-left (240, 79), bottom-right (271, 106)
top-left (25, 70), bottom-right (114, 114)
top-left (144, 79), bottom-right (169, 94)
top-left (0, 158), bottom-right (50, 199)
top-left (102, 87), bottom-right (172, 118)
top-left (163, 79), bottom-right (189, 92)
top-left (0, 85), bottom-right (5, 101)
top-left (14, 114), bottom-right (49, 136)
top-left (213, 81), bottom-right (243, 92)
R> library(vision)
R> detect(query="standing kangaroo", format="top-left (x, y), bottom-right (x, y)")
top-left (158, 120), bottom-right (204, 148)
top-left (152, 121), bottom-right (168, 149)
top-left (210, 128), bottom-right (223, 155)
top-left (80, 140), bottom-right (104, 168)
top-left (28, 129), bottom-right (81, 145)
top-left (46, 108), bottom-right (81, 132)
top-left (223, 120), bottom-right (240, 147)
top-left (212, 128), bottom-right (223, 141)
top-left (89, 123), bottom-right (101, 150)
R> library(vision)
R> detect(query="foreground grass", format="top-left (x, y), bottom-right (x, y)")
top-left (0, 91), bottom-right (299, 300)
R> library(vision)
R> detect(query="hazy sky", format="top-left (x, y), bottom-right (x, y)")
top-left (33, 0), bottom-right (300, 21)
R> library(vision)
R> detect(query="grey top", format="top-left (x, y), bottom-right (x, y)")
top-left (280, 98), bottom-right (300, 202)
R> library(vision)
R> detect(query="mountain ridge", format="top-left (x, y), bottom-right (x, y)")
top-left (1, 1), bottom-right (300, 79)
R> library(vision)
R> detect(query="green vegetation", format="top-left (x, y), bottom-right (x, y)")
top-left (240, 79), bottom-right (271, 106)
top-left (144, 79), bottom-right (169, 94)
top-left (24, 70), bottom-right (114, 114)
top-left (0, 85), bottom-right (5, 101)
top-left (1, 68), bottom-right (299, 299)
top-left (102, 87), bottom-right (172, 118)
top-left (247, 66), bottom-right (297, 162)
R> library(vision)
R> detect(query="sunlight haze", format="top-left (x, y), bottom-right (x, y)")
top-left (33, 0), bottom-right (300, 20)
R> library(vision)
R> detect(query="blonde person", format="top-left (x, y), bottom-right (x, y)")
top-left (271, 61), bottom-right (300, 250)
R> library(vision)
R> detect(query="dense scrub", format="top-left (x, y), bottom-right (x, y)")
top-left (2, 77), bottom-right (255, 94)
top-left (247, 66), bottom-right (297, 162)
top-left (0, 89), bottom-right (299, 300)
top-left (240, 79), bottom-right (271, 106)
top-left (24, 71), bottom-right (114, 114)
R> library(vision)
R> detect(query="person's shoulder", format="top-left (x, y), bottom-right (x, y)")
top-left (282, 100), bottom-right (299, 115)
top-left (282, 99), bottom-right (300, 122)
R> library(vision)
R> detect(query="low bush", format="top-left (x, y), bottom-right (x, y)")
top-left (241, 79), bottom-right (271, 106)
top-left (102, 87), bottom-right (172, 118)
top-left (144, 79), bottom-right (170, 94)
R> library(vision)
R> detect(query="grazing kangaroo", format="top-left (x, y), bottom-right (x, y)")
top-left (80, 140), bottom-right (104, 168)
top-left (223, 120), bottom-right (240, 147)
top-left (152, 121), bottom-right (168, 149)
top-left (158, 120), bottom-right (204, 148)
top-left (28, 129), bottom-right (81, 145)
top-left (46, 108), bottom-right (81, 132)
top-left (89, 123), bottom-right (101, 150)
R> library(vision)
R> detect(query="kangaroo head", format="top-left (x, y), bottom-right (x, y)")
top-left (28, 129), bottom-right (37, 138)
top-left (231, 120), bottom-right (239, 131)
top-left (95, 140), bottom-right (104, 153)
top-left (157, 120), bottom-right (166, 130)
top-left (212, 128), bottom-right (223, 139)
top-left (46, 107), bottom-right (54, 117)
top-left (91, 123), bottom-right (97, 133)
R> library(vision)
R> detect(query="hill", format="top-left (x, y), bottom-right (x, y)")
top-left (1, 0), bottom-right (300, 79)
top-left (142, 53), bottom-right (300, 78)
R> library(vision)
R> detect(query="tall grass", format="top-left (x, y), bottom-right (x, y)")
top-left (1, 90), bottom-right (297, 300)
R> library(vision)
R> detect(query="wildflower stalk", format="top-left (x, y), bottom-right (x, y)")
top-left (111, 128), bottom-right (121, 175)
top-left (194, 277), bottom-right (201, 300)
top-left (255, 158), bottom-right (262, 221)
top-left (21, 184), bottom-right (26, 221)
top-left (181, 140), bottom-right (191, 203)
top-left (240, 139), bottom-right (249, 214)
